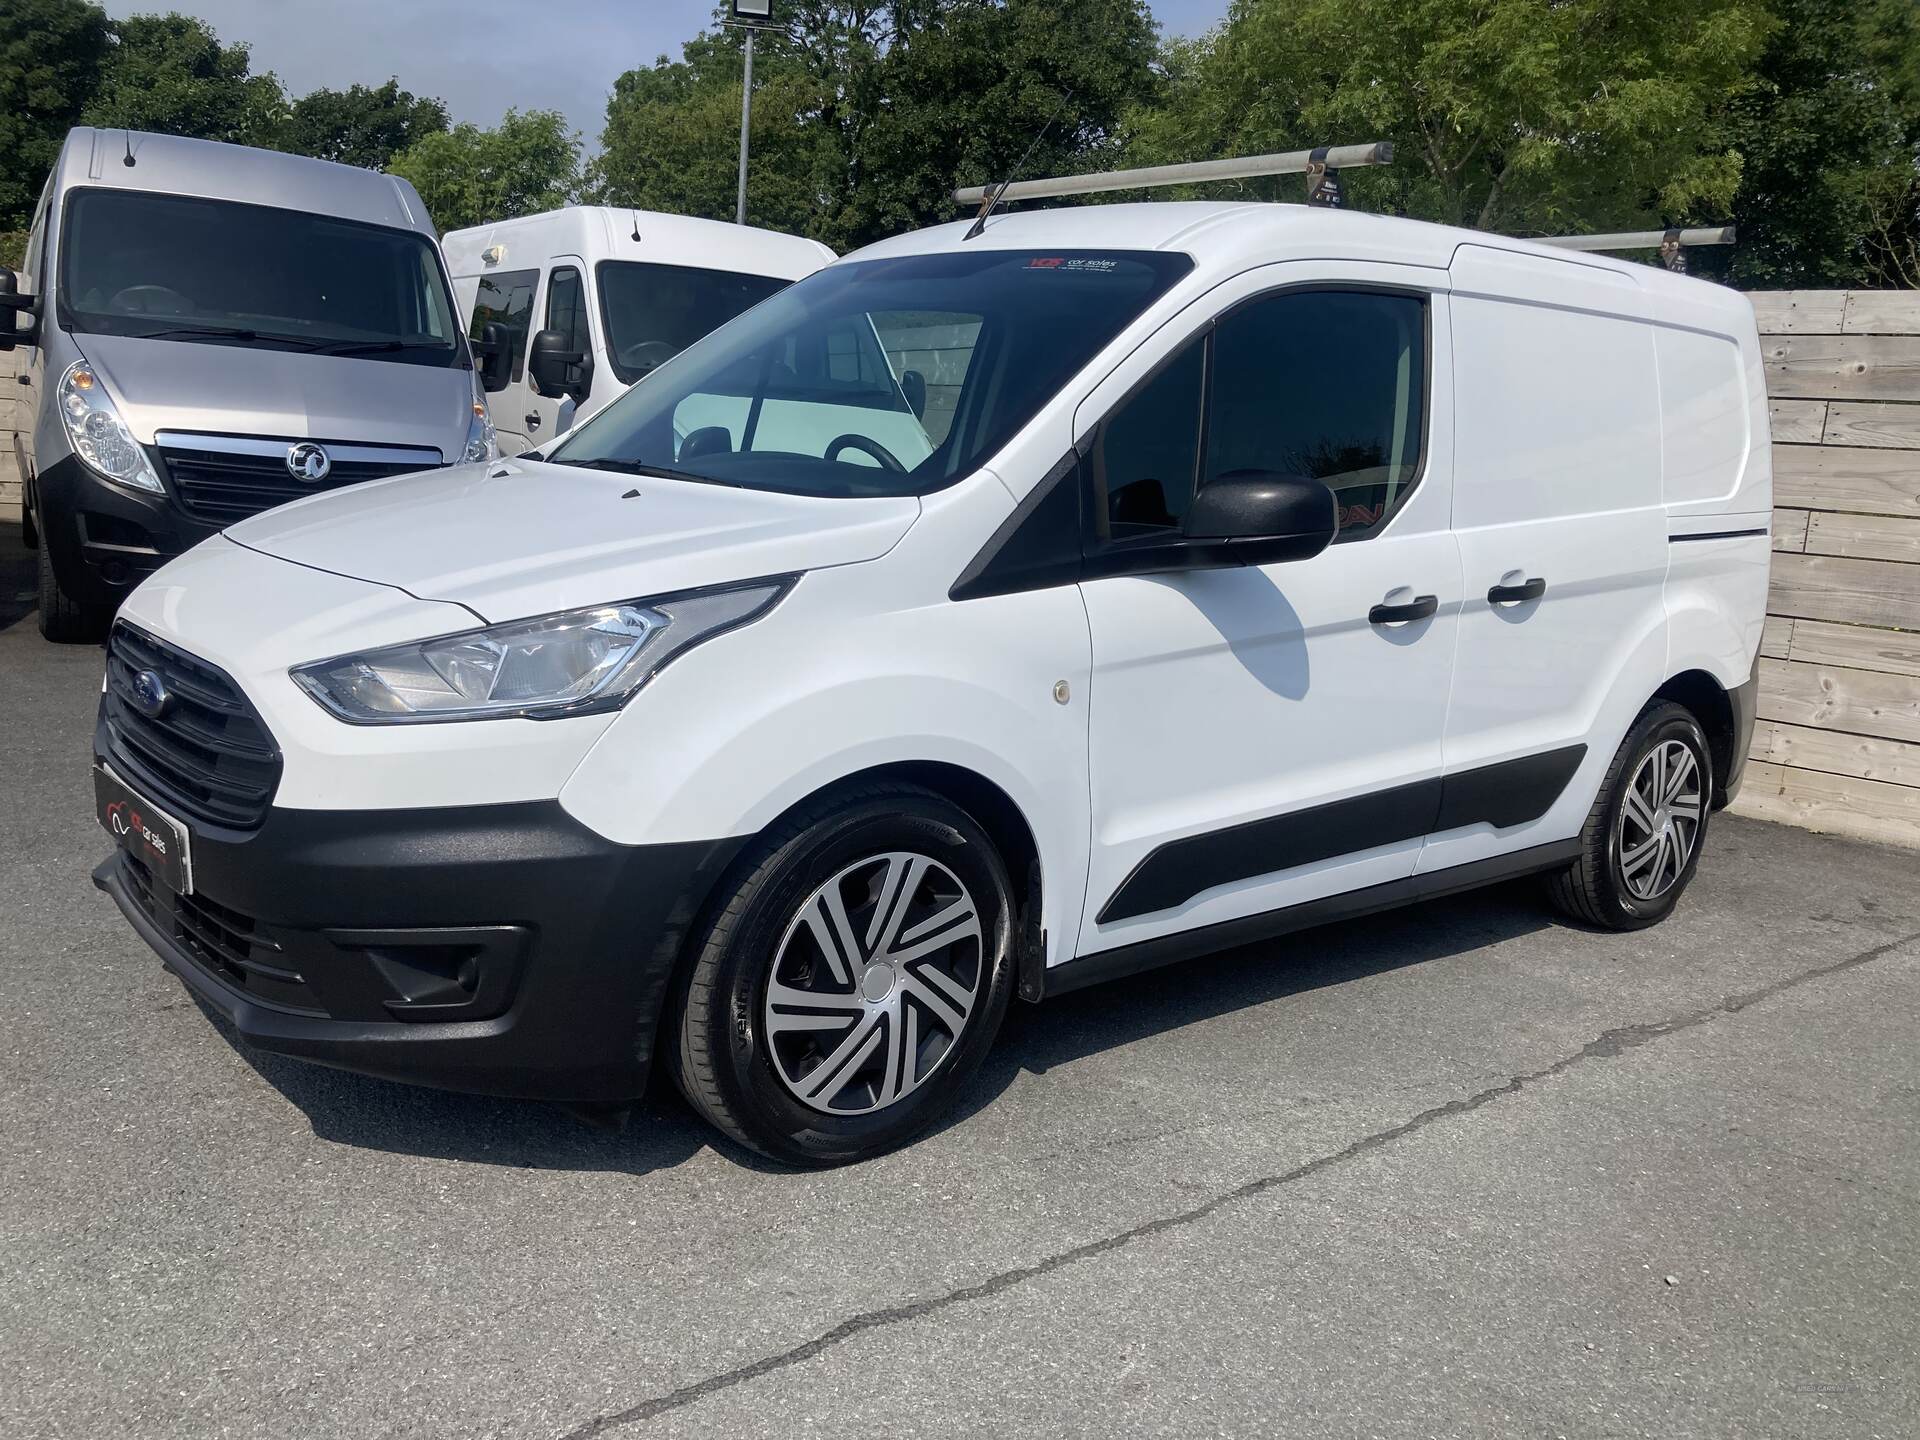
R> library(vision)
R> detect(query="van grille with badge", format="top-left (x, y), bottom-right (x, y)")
top-left (156, 434), bottom-right (442, 526)
top-left (103, 623), bottom-right (282, 830)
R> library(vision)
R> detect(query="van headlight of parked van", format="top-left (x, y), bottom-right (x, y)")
top-left (58, 361), bottom-right (163, 494)
top-left (462, 372), bottom-right (498, 463)
top-left (290, 579), bottom-right (790, 723)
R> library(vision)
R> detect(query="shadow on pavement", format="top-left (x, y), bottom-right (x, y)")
top-left (197, 877), bottom-right (1556, 1177)
top-left (1, 520), bottom-right (36, 632)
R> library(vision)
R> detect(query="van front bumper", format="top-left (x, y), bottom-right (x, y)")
top-left (36, 453), bottom-right (213, 607)
top-left (93, 796), bottom-right (744, 1102)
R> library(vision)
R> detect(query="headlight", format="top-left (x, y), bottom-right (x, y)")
top-left (462, 372), bottom-right (497, 463)
top-left (290, 578), bottom-right (792, 724)
top-left (58, 361), bottom-right (162, 493)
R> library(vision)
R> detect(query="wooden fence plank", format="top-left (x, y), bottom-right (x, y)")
top-left (1771, 508), bottom-right (1811, 552)
top-left (1757, 656), bottom-right (1920, 744)
top-left (1750, 719), bottom-right (1920, 788)
top-left (1750, 291), bottom-right (1847, 335)
top-left (1783, 618), bottom-right (1920, 679)
top-left (1760, 616), bottom-right (1794, 660)
top-left (1767, 399), bottom-right (1828, 444)
top-left (1821, 401), bottom-right (1920, 451)
top-left (1768, 552), bottom-right (1920, 629)
top-left (1731, 761), bottom-right (1920, 849)
top-left (1772, 444), bottom-right (1920, 516)
top-left (1763, 336), bottom-right (1920, 403)
top-left (1803, 510), bottom-right (1920, 564)
top-left (1843, 291), bottom-right (1920, 336)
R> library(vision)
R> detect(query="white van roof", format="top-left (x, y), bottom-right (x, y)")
top-left (51, 128), bottom-right (438, 236)
top-left (846, 201), bottom-right (1747, 319)
top-left (441, 206), bottom-right (835, 281)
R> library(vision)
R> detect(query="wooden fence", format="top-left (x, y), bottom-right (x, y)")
top-left (1737, 290), bottom-right (1920, 848)
top-left (0, 348), bottom-right (22, 526)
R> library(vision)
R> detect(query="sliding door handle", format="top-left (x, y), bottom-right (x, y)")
top-left (1368, 594), bottom-right (1439, 625)
top-left (1487, 577), bottom-right (1547, 605)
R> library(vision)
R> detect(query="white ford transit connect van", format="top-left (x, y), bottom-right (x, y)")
top-left (442, 206), bottom-right (833, 454)
top-left (93, 203), bottom-right (1769, 1165)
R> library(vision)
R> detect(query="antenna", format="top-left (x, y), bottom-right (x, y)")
top-left (122, 132), bottom-right (136, 168)
top-left (629, 210), bottom-right (642, 241)
top-left (954, 142), bottom-right (1394, 207)
top-left (1534, 225), bottom-right (1735, 274)
top-left (963, 90), bottom-right (1075, 242)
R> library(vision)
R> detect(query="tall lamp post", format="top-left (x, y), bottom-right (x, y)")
top-left (730, 0), bottom-right (775, 225)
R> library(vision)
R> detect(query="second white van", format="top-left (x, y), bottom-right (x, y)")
top-left (443, 206), bottom-right (833, 454)
top-left (93, 202), bottom-right (1769, 1166)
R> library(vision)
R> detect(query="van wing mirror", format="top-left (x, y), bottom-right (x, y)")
top-left (1182, 471), bottom-right (1338, 564)
top-left (0, 268), bottom-right (40, 352)
top-left (473, 322), bottom-right (513, 392)
top-left (527, 326), bottom-right (592, 404)
top-left (900, 368), bottom-right (927, 419)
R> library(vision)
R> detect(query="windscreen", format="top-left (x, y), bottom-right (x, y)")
top-left (598, 260), bottom-right (793, 383)
top-left (59, 188), bottom-right (461, 366)
top-left (551, 249), bottom-right (1193, 498)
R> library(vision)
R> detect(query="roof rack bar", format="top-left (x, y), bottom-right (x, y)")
top-left (1534, 226), bottom-right (1735, 253)
top-left (952, 142), bottom-right (1394, 206)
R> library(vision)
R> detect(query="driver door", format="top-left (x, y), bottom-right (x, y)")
top-left (1076, 265), bottom-right (1462, 957)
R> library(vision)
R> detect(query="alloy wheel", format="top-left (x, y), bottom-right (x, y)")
top-left (1616, 738), bottom-right (1704, 901)
top-left (762, 851), bottom-right (984, 1115)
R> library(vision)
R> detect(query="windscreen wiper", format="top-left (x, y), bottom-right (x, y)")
top-left (315, 339), bottom-right (409, 356)
top-left (547, 456), bottom-right (726, 485)
top-left (131, 326), bottom-right (323, 351)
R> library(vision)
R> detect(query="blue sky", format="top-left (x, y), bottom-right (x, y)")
top-left (105, 1), bottom-right (1234, 146)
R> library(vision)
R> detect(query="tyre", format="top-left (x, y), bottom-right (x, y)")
top-left (36, 539), bottom-right (113, 644)
top-left (1548, 700), bottom-right (1712, 930)
top-left (671, 784), bottom-right (1016, 1166)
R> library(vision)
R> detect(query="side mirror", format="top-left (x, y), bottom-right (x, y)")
top-left (1183, 471), bottom-right (1338, 565)
top-left (474, 322), bottom-right (513, 392)
top-left (900, 368), bottom-right (927, 419)
top-left (528, 326), bottom-right (592, 403)
top-left (0, 268), bottom-right (40, 352)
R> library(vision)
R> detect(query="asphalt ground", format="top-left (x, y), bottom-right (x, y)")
top-left (3, 530), bottom-right (1917, 1438)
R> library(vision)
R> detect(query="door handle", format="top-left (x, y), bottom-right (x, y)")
top-left (1368, 594), bottom-right (1438, 625)
top-left (525, 412), bottom-right (542, 432)
top-left (1487, 577), bottom-right (1547, 605)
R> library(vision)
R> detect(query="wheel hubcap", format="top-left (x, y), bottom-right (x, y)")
top-left (763, 852), bottom-right (983, 1116)
top-left (1616, 739), bottom-right (1704, 901)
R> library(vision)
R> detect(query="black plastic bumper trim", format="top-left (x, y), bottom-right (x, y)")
top-left (93, 794), bottom-right (746, 1102)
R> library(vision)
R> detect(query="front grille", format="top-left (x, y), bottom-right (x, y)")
top-left (103, 623), bottom-right (282, 830)
top-left (122, 854), bottom-right (322, 1015)
top-left (160, 442), bottom-right (438, 525)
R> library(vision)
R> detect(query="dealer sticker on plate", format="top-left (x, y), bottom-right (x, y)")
top-left (95, 764), bottom-right (193, 895)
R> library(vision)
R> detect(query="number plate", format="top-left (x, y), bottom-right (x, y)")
top-left (95, 764), bottom-right (193, 895)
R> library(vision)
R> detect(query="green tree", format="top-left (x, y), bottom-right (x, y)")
top-left (388, 108), bottom-right (581, 233)
top-left (1687, 0), bottom-right (1910, 289)
top-left (81, 12), bottom-right (285, 145)
top-left (592, 0), bottom-right (1160, 251)
top-left (276, 78), bottom-right (449, 171)
top-left (1129, 0), bottom-right (1774, 235)
top-left (0, 0), bottom-right (111, 229)
top-left (1857, 0), bottom-right (1920, 288)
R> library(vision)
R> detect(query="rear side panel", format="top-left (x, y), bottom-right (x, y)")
top-left (1648, 269), bottom-right (1772, 696)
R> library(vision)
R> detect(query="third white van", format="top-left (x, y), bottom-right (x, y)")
top-left (442, 206), bottom-right (833, 453)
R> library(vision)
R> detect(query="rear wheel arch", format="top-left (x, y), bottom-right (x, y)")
top-left (1653, 669), bottom-right (1737, 804)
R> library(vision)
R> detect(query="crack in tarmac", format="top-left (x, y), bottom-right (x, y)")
top-left (555, 926), bottom-right (1920, 1438)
